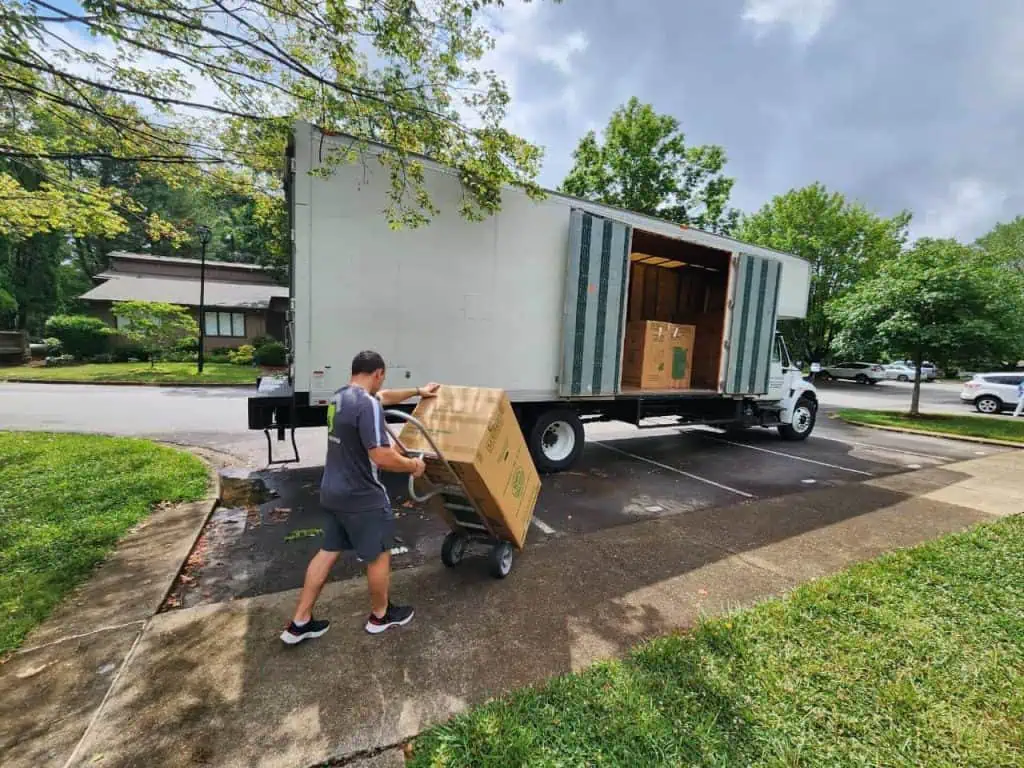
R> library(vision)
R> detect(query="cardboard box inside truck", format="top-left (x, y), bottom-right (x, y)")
top-left (397, 386), bottom-right (541, 550)
top-left (622, 320), bottom-right (695, 390)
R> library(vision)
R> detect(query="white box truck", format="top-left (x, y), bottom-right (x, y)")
top-left (249, 122), bottom-right (819, 470)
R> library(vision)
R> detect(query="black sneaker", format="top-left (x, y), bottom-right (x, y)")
top-left (365, 603), bottom-right (415, 634)
top-left (280, 617), bottom-right (330, 645)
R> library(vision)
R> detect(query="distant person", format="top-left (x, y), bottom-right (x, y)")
top-left (1015, 377), bottom-right (1024, 417)
top-left (281, 350), bottom-right (439, 644)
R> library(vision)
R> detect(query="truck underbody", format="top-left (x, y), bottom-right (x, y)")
top-left (249, 381), bottom-right (818, 470)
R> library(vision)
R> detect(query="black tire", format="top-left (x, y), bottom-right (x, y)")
top-left (975, 395), bottom-right (1002, 415)
top-left (441, 532), bottom-right (467, 568)
top-left (778, 396), bottom-right (817, 441)
top-left (897, 375), bottom-right (909, 382)
top-left (489, 542), bottom-right (515, 579)
top-left (855, 374), bottom-right (869, 385)
top-left (527, 408), bottom-right (585, 473)
top-left (867, 378), bottom-right (879, 385)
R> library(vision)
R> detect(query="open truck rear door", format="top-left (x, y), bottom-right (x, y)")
top-left (559, 209), bottom-right (632, 397)
top-left (722, 252), bottom-right (782, 396)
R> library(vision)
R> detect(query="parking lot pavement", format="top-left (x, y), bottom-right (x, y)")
top-left (168, 418), bottom-right (1006, 608)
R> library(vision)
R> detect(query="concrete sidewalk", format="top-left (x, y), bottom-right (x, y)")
top-left (8, 451), bottom-right (1023, 768)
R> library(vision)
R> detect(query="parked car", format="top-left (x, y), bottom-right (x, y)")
top-left (824, 362), bottom-right (886, 384)
top-left (884, 363), bottom-right (935, 382)
top-left (960, 372), bottom-right (1024, 414)
top-left (897, 360), bottom-right (939, 380)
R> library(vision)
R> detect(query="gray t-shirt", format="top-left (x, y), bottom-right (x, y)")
top-left (320, 385), bottom-right (391, 513)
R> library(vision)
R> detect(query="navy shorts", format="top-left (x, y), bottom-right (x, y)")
top-left (322, 506), bottom-right (395, 563)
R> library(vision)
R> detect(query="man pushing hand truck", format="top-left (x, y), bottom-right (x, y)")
top-left (281, 350), bottom-right (439, 644)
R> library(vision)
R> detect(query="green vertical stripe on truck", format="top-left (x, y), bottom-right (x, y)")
top-left (592, 220), bottom-right (614, 393)
top-left (746, 260), bottom-right (770, 392)
top-left (571, 213), bottom-right (593, 395)
top-left (731, 255), bottom-right (755, 393)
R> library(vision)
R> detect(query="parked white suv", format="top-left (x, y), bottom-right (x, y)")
top-left (960, 372), bottom-right (1024, 414)
top-left (824, 362), bottom-right (886, 385)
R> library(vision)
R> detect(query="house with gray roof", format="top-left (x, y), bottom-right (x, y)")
top-left (79, 252), bottom-right (288, 352)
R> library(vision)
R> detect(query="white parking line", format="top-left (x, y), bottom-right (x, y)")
top-left (532, 518), bottom-right (556, 535)
top-left (595, 442), bottom-right (755, 498)
top-left (813, 433), bottom-right (953, 462)
top-left (709, 437), bottom-right (873, 476)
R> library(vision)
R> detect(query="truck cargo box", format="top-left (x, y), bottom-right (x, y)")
top-left (288, 122), bottom-right (810, 408)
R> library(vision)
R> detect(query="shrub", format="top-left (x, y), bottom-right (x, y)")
top-left (44, 315), bottom-right (113, 359)
top-left (112, 343), bottom-right (148, 363)
top-left (207, 347), bottom-right (234, 363)
top-left (44, 337), bottom-right (62, 356)
top-left (162, 350), bottom-right (197, 363)
top-left (251, 335), bottom-right (275, 350)
top-left (44, 354), bottom-right (77, 367)
top-left (229, 344), bottom-right (255, 365)
top-left (253, 341), bottom-right (287, 367)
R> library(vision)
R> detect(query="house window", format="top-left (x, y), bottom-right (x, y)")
top-left (204, 311), bottom-right (246, 338)
top-left (115, 314), bottom-right (131, 331)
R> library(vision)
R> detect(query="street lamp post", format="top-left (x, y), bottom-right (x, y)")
top-left (197, 226), bottom-right (211, 374)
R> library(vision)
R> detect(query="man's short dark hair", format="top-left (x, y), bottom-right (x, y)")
top-left (351, 350), bottom-right (386, 376)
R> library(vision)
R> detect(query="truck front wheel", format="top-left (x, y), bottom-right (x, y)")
top-left (528, 409), bottom-right (585, 473)
top-left (778, 397), bottom-right (816, 441)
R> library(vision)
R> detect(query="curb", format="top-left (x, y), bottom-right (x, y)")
top-left (836, 417), bottom-right (1024, 448)
top-left (153, 459), bottom-right (223, 615)
top-left (0, 378), bottom-right (253, 388)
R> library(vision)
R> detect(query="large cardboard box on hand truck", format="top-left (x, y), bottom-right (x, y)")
top-left (398, 386), bottom-right (541, 550)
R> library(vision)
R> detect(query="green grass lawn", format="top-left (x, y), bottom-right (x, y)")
top-left (0, 361), bottom-right (256, 385)
top-left (0, 433), bottom-right (208, 654)
top-left (839, 409), bottom-right (1024, 444)
top-left (410, 516), bottom-right (1024, 768)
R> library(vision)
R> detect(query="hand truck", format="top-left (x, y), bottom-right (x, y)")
top-left (385, 410), bottom-right (518, 579)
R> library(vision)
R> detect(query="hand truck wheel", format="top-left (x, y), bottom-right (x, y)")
top-left (441, 532), bottom-right (467, 568)
top-left (489, 541), bottom-right (515, 579)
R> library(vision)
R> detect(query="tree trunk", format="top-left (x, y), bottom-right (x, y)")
top-left (909, 351), bottom-right (923, 417)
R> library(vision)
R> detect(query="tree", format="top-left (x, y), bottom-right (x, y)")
top-left (560, 98), bottom-right (738, 233)
top-left (976, 216), bottom-right (1024, 275)
top-left (113, 301), bottom-right (198, 367)
top-left (0, 285), bottom-right (16, 328)
top-left (830, 238), bottom-right (1024, 415)
top-left (0, 0), bottom-right (549, 238)
top-left (736, 184), bottom-right (911, 364)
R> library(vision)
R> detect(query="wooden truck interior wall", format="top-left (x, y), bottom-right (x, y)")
top-left (624, 230), bottom-right (731, 390)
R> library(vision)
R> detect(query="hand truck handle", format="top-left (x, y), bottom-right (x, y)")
top-left (383, 410), bottom-right (457, 504)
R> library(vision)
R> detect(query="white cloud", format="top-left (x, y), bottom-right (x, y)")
top-left (474, 5), bottom-right (589, 139)
top-left (536, 31), bottom-right (589, 76)
top-left (912, 178), bottom-right (1007, 241)
top-left (742, 0), bottom-right (839, 43)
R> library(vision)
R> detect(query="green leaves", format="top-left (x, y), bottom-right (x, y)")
top-left (737, 184), bottom-right (911, 363)
top-left (830, 238), bottom-right (1024, 412)
top-left (559, 97), bottom-right (738, 234)
top-left (113, 300), bottom-right (198, 366)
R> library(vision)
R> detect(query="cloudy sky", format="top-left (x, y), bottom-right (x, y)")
top-left (483, 0), bottom-right (1024, 241)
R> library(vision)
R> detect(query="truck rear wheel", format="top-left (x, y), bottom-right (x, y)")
top-left (527, 408), bottom-right (584, 473)
top-left (778, 397), bottom-right (816, 441)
